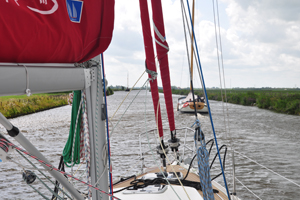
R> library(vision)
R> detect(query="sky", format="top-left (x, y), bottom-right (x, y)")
top-left (104, 0), bottom-right (300, 89)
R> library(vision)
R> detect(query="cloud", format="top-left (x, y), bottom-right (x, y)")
top-left (104, 0), bottom-right (300, 88)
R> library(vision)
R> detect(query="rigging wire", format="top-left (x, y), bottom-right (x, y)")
top-left (7, 151), bottom-right (69, 200)
top-left (234, 177), bottom-right (263, 200)
top-left (211, 0), bottom-right (235, 151)
top-left (109, 71), bottom-right (146, 123)
top-left (185, 0), bottom-right (231, 199)
top-left (211, 0), bottom-right (236, 195)
top-left (180, 0), bottom-right (205, 94)
top-left (4, 142), bottom-right (72, 200)
top-left (180, 0), bottom-right (198, 119)
top-left (110, 79), bottom-right (148, 136)
top-left (235, 151), bottom-right (300, 188)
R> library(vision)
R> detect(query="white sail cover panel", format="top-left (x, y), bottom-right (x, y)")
top-left (181, 92), bottom-right (198, 103)
top-left (0, 0), bottom-right (114, 63)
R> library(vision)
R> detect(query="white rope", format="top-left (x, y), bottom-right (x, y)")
top-left (94, 144), bottom-right (108, 187)
top-left (71, 95), bottom-right (83, 185)
top-left (235, 151), bottom-right (300, 188)
top-left (81, 90), bottom-right (92, 199)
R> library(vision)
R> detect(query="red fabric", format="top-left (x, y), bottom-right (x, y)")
top-left (139, 0), bottom-right (163, 138)
top-left (0, 0), bottom-right (114, 63)
top-left (151, 0), bottom-right (175, 131)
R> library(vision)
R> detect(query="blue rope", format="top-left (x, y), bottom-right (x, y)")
top-left (101, 53), bottom-right (113, 199)
top-left (191, 119), bottom-right (199, 128)
top-left (195, 130), bottom-right (214, 200)
top-left (185, 0), bottom-right (231, 199)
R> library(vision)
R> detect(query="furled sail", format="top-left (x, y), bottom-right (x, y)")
top-left (0, 0), bottom-right (114, 63)
top-left (139, 0), bottom-right (164, 138)
top-left (151, 0), bottom-right (176, 132)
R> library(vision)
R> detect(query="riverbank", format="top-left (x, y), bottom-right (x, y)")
top-left (0, 93), bottom-right (69, 118)
top-left (170, 88), bottom-right (300, 115)
top-left (0, 88), bottom-right (114, 119)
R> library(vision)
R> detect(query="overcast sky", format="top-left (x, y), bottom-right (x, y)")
top-left (104, 0), bottom-right (300, 88)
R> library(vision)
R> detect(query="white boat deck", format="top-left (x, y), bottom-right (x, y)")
top-left (113, 165), bottom-right (229, 200)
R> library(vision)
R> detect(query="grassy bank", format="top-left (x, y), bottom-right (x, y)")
top-left (0, 88), bottom-right (114, 119)
top-left (170, 88), bottom-right (300, 115)
top-left (0, 93), bottom-right (69, 118)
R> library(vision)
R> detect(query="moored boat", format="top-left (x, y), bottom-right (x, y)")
top-left (177, 92), bottom-right (208, 113)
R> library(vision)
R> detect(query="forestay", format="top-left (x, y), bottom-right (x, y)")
top-left (0, 0), bottom-right (114, 63)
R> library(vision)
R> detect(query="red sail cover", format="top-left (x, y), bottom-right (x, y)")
top-left (151, 0), bottom-right (175, 131)
top-left (0, 0), bottom-right (114, 63)
top-left (139, 0), bottom-right (164, 138)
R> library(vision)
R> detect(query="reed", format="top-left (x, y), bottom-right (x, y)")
top-left (0, 88), bottom-right (115, 119)
top-left (0, 94), bottom-right (68, 118)
top-left (170, 88), bottom-right (300, 115)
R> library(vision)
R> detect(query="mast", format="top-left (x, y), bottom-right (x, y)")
top-left (150, 0), bottom-right (176, 133)
top-left (85, 56), bottom-right (109, 200)
top-left (127, 73), bottom-right (129, 89)
top-left (139, 0), bottom-right (164, 138)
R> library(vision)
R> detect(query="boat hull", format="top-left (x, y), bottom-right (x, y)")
top-left (177, 101), bottom-right (208, 113)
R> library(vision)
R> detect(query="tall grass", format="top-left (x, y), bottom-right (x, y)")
top-left (171, 89), bottom-right (300, 115)
top-left (0, 94), bottom-right (68, 118)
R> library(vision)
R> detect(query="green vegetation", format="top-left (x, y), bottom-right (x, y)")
top-left (106, 87), bottom-right (114, 95)
top-left (170, 88), bottom-right (300, 115)
top-left (0, 87), bottom-right (115, 118)
top-left (0, 93), bottom-right (69, 118)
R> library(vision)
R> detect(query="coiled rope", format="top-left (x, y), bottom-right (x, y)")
top-left (80, 90), bottom-right (92, 199)
top-left (195, 129), bottom-right (214, 200)
top-left (63, 90), bottom-right (82, 167)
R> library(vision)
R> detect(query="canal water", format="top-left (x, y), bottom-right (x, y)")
top-left (0, 90), bottom-right (299, 199)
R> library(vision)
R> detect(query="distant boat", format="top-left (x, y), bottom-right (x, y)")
top-left (177, 2), bottom-right (208, 114)
top-left (177, 91), bottom-right (208, 113)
